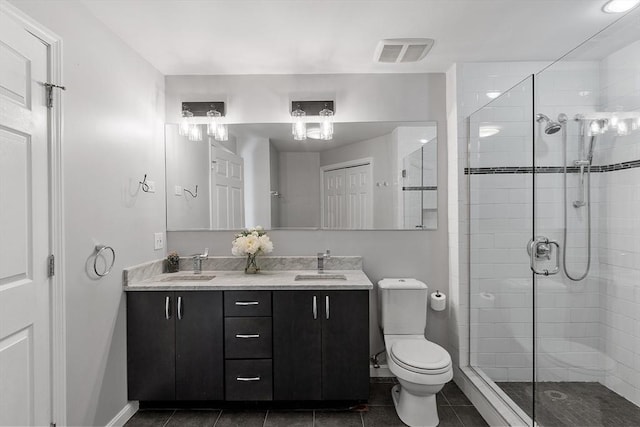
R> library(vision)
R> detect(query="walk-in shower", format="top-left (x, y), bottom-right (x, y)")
top-left (466, 7), bottom-right (640, 426)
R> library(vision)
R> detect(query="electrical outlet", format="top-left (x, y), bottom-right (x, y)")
top-left (174, 185), bottom-right (182, 196)
top-left (146, 180), bottom-right (156, 193)
top-left (154, 233), bottom-right (164, 250)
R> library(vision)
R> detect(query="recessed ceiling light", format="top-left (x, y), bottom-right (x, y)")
top-left (419, 138), bottom-right (429, 144)
top-left (486, 91), bottom-right (501, 99)
top-left (479, 127), bottom-right (500, 138)
top-left (602, 0), bottom-right (640, 13)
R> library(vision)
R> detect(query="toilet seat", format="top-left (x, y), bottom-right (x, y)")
top-left (390, 339), bottom-right (452, 375)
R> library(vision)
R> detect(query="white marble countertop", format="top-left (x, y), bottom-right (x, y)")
top-left (124, 269), bottom-right (374, 291)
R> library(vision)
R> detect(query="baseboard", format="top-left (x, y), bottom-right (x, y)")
top-left (370, 363), bottom-right (393, 378)
top-left (105, 401), bottom-right (139, 427)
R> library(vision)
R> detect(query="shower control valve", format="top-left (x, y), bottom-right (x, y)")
top-left (528, 236), bottom-right (560, 276)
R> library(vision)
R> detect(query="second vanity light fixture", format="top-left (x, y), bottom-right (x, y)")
top-left (180, 102), bottom-right (228, 142)
top-left (290, 101), bottom-right (335, 141)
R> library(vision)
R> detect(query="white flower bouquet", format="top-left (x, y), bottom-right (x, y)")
top-left (232, 226), bottom-right (273, 273)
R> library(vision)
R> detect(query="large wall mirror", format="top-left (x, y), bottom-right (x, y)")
top-left (165, 121), bottom-right (437, 231)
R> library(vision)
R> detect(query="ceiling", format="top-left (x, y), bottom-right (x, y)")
top-left (226, 121), bottom-right (435, 152)
top-left (80, 0), bottom-right (629, 75)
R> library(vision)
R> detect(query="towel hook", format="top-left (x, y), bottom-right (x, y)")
top-left (184, 185), bottom-right (198, 198)
top-left (139, 174), bottom-right (150, 192)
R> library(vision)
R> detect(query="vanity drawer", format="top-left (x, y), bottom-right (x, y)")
top-left (224, 291), bottom-right (271, 317)
top-left (225, 359), bottom-right (273, 401)
top-left (225, 317), bottom-right (272, 359)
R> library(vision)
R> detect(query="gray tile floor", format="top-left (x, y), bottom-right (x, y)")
top-left (497, 382), bottom-right (640, 427)
top-left (125, 380), bottom-right (488, 427)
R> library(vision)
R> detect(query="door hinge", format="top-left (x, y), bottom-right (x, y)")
top-left (402, 169), bottom-right (407, 178)
top-left (48, 254), bottom-right (55, 277)
top-left (44, 82), bottom-right (66, 109)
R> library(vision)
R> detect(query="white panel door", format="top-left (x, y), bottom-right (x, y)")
top-left (0, 9), bottom-right (51, 427)
top-left (345, 165), bottom-right (373, 229)
top-left (322, 169), bottom-right (345, 229)
top-left (211, 146), bottom-right (244, 229)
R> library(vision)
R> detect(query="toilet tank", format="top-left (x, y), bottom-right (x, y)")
top-left (378, 278), bottom-right (428, 335)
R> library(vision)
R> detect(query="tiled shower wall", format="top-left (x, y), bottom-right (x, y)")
top-left (595, 39), bottom-right (640, 405)
top-left (452, 38), bottom-right (640, 408)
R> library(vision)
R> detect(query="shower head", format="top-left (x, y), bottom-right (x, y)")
top-left (536, 113), bottom-right (563, 135)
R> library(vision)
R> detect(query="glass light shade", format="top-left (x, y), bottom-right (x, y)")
top-left (179, 110), bottom-right (194, 136)
top-left (215, 123), bottom-right (228, 141)
top-left (188, 124), bottom-right (202, 141)
top-left (291, 106), bottom-right (306, 141)
top-left (319, 106), bottom-right (334, 140)
top-left (207, 109), bottom-right (221, 136)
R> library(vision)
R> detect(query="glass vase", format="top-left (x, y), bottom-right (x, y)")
top-left (245, 253), bottom-right (260, 274)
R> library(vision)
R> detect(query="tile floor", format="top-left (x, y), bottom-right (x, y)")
top-left (125, 380), bottom-right (488, 427)
top-left (497, 382), bottom-right (640, 427)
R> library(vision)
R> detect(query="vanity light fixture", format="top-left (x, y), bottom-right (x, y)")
top-left (180, 102), bottom-right (227, 142)
top-left (291, 101), bottom-right (335, 141)
top-left (602, 0), bottom-right (640, 13)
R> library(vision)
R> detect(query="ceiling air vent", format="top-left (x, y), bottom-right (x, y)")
top-left (374, 38), bottom-right (435, 63)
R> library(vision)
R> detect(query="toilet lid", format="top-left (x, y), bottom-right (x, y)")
top-left (390, 340), bottom-right (451, 374)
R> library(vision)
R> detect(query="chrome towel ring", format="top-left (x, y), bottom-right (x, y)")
top-left (94, 244), bottom-right (116, 277)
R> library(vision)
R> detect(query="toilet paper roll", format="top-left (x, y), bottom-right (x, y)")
top-left (430, 291), bottom-right (447, 312)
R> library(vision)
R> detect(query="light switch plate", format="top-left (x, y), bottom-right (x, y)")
top-left (174, 185), bottom-right (182, 196)
top-left (154, 232), bottom-right (164, 250)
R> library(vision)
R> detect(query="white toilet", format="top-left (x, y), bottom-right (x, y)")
top-left (378, 278), bottom-right (453, 427)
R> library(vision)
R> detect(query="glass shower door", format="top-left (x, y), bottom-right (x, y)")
top-left (468, 76), bottom-right (536, 423)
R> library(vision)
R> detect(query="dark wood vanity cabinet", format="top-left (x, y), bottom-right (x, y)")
top-left (127, 288), bottom-right (368, 403)
top-left (273, 290), bottom-right (369, 401)
top-left (127, 291), bottom-right (224, 401)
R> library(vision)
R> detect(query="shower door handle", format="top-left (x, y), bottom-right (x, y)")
top-left (528, 236), bottom-right (560, 276)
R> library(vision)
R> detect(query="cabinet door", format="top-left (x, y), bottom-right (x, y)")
top-left (273, 291), bottom-right (322, 400)
top-left (127, 292), bottom-right (175, 400)
top-left (321, 290), bottom-right (370, 400)
top-left (175, 291), bottom-right (224, 400)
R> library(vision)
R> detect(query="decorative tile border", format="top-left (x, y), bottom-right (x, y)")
top-left (402, 186), bottom-right (438, 191)
top-left (465, 159), bottom-right (640, 175)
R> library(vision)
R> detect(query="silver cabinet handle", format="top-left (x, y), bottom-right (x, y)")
top-left (177, 296), bottom-right (183, 320)
top-left (325, 295), bottom-right (330, 319)
top-left (235, 334), bottom-right (260, 338)
top-left (235, 301), bottom-right (259, 306)
top-left (313, 296), bottom-right (317, 319)
top-left (165, 296), bottom-right (171, 320)
top-left (236, 376), bottom-right (261, 382)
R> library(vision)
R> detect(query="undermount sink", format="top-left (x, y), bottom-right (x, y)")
top-left (161, 274), bottom-right (216, 282)
top-left (294, 274), bottom-right (347, 281)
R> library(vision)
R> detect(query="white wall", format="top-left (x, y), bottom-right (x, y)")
top-left (166, 126), bottom-right (210, 229)
top-left (278, 152), bottom-right (321, 227)
top-left (10, 1), bottom-right (166, 426)
top-left (165, 73), bottom-right (449, 353)
top-left (269, 143), bottom-right (280, 228)
top-left (237, 135), bottom-right (271, 228)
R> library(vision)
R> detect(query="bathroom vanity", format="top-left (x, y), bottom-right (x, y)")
top-left (123, 259), bottom-right (372, 405)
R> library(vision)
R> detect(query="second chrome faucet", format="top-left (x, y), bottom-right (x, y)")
top-left (317, 250), bottom-right (331, 273)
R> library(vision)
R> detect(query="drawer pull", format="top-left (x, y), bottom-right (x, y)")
top-left (235, 301), bottom-right (259, 306)
top-left (236, 376), bottom-right (261, 382)
top-left (235, 334), bottom-right (260, 339)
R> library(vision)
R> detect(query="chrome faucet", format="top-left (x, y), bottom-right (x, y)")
top-left (317, 250), bottom-right (331, 273)
top-left (192, 248), bottom-right (208, 274)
